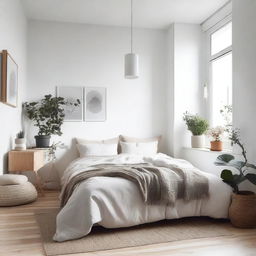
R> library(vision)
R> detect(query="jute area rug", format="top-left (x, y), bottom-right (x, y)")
top-left (35, 209), bottom-right (235, 256)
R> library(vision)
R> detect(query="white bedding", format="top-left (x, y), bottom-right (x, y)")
top-left (54, 153), bottom-right (232, 242)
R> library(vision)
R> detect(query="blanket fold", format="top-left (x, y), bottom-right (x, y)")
top-left (60, 163), bottom-right (209, 207)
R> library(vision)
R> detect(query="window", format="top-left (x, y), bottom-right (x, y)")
top-left (209, 22), bottom-right (232, 127)
top-left (211, 22), bottom-right (232, 56)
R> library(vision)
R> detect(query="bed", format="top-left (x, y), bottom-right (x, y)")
top-left (53, 152), bottom-right (232, 242)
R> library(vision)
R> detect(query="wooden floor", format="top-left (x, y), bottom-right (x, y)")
top-left (0, 191), bottom-right (256, 256)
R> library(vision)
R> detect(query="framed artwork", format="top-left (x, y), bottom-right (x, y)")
top-left (0, 50), bottom-right (18, 107)
top-left (85, 87), bottom-right (106, 122)
top-left (56, 86), bottom-right (84, 122)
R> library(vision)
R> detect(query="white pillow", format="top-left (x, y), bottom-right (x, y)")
top-left (138, 141), bottom-right (158, 154)
top-left (119, 135), bottom-right (161, 153)
top-left (77, 143), bottom-right (118, 157)
top-left (76, 137), bottom-right (118, 145)
top-left (120, 141), bottom-right (158, 155)
top-left (119, 141), bottom-right (137, 154)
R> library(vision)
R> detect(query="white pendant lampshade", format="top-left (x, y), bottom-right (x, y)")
top-left (125, 53), bottom-right (139, 79)
top-left (124, 0), bottom-right (139, 79)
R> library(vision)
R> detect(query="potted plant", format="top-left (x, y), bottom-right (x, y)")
top-left (14, 131), bottom-right (26, 151)
top-left (206, 126), bottom-right (225, 151)
top-left (183, 112), bottom-right (209, 148)
top-left (24, 94), bottom-right (80, 148)
top-left (215, 129), bottom-right (256, 228)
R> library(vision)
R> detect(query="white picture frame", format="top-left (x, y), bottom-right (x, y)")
top-left (85, 87), bottom-right (106, 122)
top-left (56, 86), bottom-right (84, 122)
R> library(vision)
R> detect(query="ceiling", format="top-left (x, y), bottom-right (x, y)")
top-left (21, 0), bottom-right (230, 29)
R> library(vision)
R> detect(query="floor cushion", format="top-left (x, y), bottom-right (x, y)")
top-left (0, 175), bottom-right (38, 206)
top-left (0, 174), bottom-right (28, 185)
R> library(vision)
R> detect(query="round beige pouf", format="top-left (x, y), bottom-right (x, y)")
top-left (0, 175), bottom-right (38, 207)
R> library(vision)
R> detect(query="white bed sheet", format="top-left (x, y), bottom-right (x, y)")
top-left (54, 153), bottom-right (232, 242)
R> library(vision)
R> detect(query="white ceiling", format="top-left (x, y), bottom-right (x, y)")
top-left (21, 0), bottom-right (230, 29)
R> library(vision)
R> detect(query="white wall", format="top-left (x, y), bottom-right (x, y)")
top-left (166, 24), bottom-right (204, 157)
top-left (166, 26), bottom-right (175, 156)
top-left (233, 0), bottom-right (256, 162)
top-left (26, 20), bottom-right (168, 182)
top-left (0, 0), bottom-right (27, 174)
top-left (233, 0), bottom-right (256, 192)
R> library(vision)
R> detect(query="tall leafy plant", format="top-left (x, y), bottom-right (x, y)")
top-left (24, 94), bottom-right (80, 136)
top-left (215, 129), bottom-right (256, 193)
top-left (183, 112), bottom-right (209, 136)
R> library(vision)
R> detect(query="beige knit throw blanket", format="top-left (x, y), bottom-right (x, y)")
top-left (60, 163), bottom-right (209, 207)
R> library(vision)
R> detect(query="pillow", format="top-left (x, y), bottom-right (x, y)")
top-left (77, 143), bottom-right (118, 157)
top-left (120, 141), bottom-right (158, 155)
top-left (0, 174), bottom-right (28, 186)
top-left (119, 141), bottom-right (137, 154)
top-left (76, 137), bottom-right (118, 145)
top-left (119, 135), bottom-right (161, 152)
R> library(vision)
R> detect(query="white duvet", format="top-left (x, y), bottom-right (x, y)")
top-left (54, 153), bottom-right (232, 242)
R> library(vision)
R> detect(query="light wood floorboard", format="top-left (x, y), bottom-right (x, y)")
top-left (0, 191), bottom-right (255, 256)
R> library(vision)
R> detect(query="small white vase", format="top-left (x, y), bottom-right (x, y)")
top-left (15, 138), bottom-right (26, 151)
top-left (191, 135), bottom-right (205, 148)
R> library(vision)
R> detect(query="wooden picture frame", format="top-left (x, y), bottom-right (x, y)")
top-left (0, 50), bottom-right (18, 107)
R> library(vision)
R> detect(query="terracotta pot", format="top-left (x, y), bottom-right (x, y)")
top-left (229, 191), bottom-right (256, 228)
top-left (210, 140), bottom-right (223, 151)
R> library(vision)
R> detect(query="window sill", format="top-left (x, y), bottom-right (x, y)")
top-left (182, 147), bottom-right (241, 155)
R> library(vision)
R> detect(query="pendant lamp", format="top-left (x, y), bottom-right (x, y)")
top-left (124, 0), bottom-right (139, 79)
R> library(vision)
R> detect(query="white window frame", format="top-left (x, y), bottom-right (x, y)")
top-left (205, 16), bottom-right (232, 127)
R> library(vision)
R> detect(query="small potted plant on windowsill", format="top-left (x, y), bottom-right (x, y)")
top-left (215, 129), bottom-right (256, 228)
top-left (183, 112), bottom-right (209, 148)
top-left (206, 126), bottom-right (225, 151)
top-left (24, 94), bottom-right (80, 148)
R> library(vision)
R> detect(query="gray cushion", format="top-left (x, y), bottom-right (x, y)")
top-left (0, 174), bottom-right (28, 186)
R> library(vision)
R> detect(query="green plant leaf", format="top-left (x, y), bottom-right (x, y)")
top-left (228, 160), bottom-right (245, 169)
top-left (220, 171), bottom-right (244, 193)
top-left (246, 163), bottom-right (256, 169)
top-left (221, 169), bottom-right (233, 181)
top-left (233, 174), bottom-right (246, 184)
top-left (245, 173), bottom-right (256, 185)
top-left (217, 154), bottom-right (234, 163)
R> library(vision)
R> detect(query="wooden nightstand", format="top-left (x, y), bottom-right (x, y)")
top-left (8, 149), bottom-right (47, 195)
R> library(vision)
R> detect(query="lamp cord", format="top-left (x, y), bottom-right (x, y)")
top-left (131, 0), bottom-right (133, 53)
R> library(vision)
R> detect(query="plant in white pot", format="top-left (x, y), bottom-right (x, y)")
top-left (206, 126), bottom-right (225, 151)
top-left (215, 129), bottom-right (256, 228)
top-left (15, 131), bottom-right (26, 151)
top-left (24, 94), bottom-right (80, 148)
top-left (183, 112), bottom-right (209, 148)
